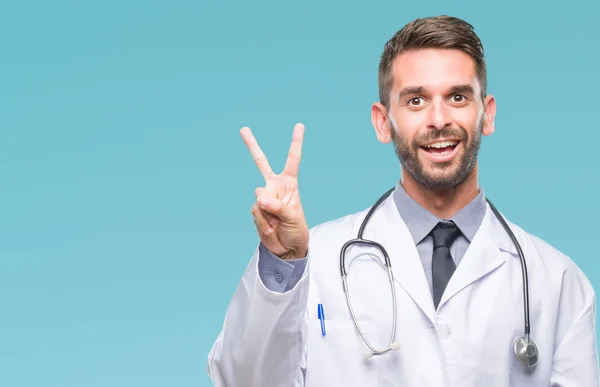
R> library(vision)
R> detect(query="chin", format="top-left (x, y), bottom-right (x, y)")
top-left (414, 163), bottom-right (472, 189)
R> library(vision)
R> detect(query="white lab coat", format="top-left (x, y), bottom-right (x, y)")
top-left (207, 192), bottom-right (599, 386)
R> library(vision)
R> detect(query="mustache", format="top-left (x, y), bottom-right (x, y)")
top-left (413, 127), bottom-right (468, 147)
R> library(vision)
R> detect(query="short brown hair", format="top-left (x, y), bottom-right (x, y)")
top-left (378, 15), bottom-right (487, 108)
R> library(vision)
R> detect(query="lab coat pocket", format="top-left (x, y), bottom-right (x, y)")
top-left (306, 319), bottom-right (380, 387)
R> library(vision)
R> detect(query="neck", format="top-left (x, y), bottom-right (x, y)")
top-left (401, 166), bottom-right (480, 219)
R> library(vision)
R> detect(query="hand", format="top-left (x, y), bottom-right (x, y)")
top-left (241, 123), bottom-right (309, 260)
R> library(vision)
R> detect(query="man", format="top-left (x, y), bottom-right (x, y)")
top-left (207, 16), bottom-right (599, 386)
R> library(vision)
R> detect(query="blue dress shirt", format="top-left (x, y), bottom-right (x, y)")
top-left (257, 181), bottom-right (487, 295)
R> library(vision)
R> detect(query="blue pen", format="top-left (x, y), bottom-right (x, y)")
top-left (317, 304), bottom-right (326, 336)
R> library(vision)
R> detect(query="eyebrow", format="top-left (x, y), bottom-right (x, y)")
top-left (397, 86), bottom-right (424, 101)
top-left (449, 84), bottom-right (476, 95)
top-left (396, 84), bottom-right (476, 102)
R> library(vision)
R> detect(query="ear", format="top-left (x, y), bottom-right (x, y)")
top-left (372, 102), bottom-right (392, 144)
top-left (482, 94), bottom-right (496, 136)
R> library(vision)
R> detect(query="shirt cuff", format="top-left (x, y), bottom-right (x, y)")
top-left (257, 243), bottom-right (309, 293)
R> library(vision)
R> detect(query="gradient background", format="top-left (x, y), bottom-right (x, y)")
top-left (1, 0), bottom-right (599, 386)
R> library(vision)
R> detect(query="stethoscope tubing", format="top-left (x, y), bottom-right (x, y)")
top-left (339, 187), bottom-right (535, 364)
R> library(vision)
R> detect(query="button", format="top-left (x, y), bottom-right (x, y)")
top-left (438, 324), bottom-right (451, 339)
top-left (274, 272), bottom-right (283, 283)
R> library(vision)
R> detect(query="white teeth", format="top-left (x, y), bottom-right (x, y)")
top-left (425, 141), bottom-right (457, 148)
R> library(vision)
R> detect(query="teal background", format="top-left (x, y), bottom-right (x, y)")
top-left (1, 0), bottom-right (598, 386)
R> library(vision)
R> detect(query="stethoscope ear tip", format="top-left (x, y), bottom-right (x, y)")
top-left (364, 341), bottom-right (401, 360)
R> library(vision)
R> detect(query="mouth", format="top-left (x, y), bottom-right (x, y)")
top-left (419, 140), bottom-right (461, 163)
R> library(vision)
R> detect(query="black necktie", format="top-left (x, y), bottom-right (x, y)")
top-left (431, 221), bottom-right (461, 310)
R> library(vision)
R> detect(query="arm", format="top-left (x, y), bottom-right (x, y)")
top-left (206, 244), bottom-right (310, 387)
top-left (550, 270), bottom-right (600, 386)
top-left (208, 123), bottom-right (310, 386)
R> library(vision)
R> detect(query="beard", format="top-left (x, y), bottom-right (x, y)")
top-left (390, 116), bottom-right (483, 190)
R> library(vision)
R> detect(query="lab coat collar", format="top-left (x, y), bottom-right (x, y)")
top-left (366, 187), bottom-right (518, 323)
top-left (437, 203), bottom-right (512, 309)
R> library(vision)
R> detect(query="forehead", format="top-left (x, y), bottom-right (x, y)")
top-left (391, 48), bottom-right (480, 93)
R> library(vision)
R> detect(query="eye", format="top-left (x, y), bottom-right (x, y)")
top-left (408, 97), bottom-right (424, 106)
top-left (450, 94), bottom-right (467, 104)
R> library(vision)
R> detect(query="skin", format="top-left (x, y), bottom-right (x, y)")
top-left (372, 48), bottom-right (497, 219)
top-left (241, 47), bottom-right (497, 259)
top-left (240, 123), bottom-right (309, 260)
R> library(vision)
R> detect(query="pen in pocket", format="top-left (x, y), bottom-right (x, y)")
top-left (317, 303), bottom-right (326, 336)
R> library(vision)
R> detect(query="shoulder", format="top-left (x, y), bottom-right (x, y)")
top-left (308, 207), bottom-right (369, 242)
top-left (503, 217), bottom-right (595, 300)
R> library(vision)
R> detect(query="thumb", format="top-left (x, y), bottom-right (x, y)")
top-left (257, 194), bottom-right (294, 222)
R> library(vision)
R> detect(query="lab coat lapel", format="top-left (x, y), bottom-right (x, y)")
top-left (366, 195), bottom-right (437, 324)
top-left (438, 204), bottom-right (508, 309)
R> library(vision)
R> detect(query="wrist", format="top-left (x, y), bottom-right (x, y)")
top-left (281, 247), bottom-right (308, 260)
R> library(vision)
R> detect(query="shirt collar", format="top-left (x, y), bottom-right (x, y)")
top-left (392, 181), bottom-right (487, 244)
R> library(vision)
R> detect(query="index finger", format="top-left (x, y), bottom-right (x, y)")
top-left (240, 127), bottom-right (275, 179)
top-left (283, 123), bottom-right (305, 177)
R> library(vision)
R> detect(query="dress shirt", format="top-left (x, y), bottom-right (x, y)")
top-left (257, 181), bottom-right (487, 296)
top-left (392, 182), bottom-right (487, 294)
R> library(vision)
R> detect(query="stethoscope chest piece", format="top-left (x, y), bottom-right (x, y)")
top-left (514, 336), bottom-right (539, 367)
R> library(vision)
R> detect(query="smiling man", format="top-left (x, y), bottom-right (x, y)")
top-left (207, 16), bottom-right (599, 386)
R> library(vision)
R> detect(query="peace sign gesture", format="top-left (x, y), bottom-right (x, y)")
top-left (241, 123), bottom-right (309, 260)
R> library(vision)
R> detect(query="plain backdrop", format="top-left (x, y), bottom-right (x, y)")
top-left (1, 0), bottom-right (599, 386)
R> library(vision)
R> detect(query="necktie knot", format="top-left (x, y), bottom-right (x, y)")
top-left (432, 221), bottom-right (461, 249)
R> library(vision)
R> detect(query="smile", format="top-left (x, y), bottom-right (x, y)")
top-left (419, 140), bottom-right (461, 162)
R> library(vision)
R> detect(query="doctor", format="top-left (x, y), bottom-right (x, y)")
top-left (207, 15), bottom-right (599, 386)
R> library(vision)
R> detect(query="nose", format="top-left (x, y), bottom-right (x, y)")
top-left (426, 99), bottom-right (452, 130)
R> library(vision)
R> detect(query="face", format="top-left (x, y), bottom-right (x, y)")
top-left (373, 48), bottom-right (496, 190)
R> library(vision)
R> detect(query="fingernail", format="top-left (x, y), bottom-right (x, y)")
top-left (259, 197), bottom-right (268, 206)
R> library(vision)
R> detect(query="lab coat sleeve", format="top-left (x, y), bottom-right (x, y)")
top-left (550, 270), bottom-right (600, 386)
top-left (206, 243), bottom-right (310, 387)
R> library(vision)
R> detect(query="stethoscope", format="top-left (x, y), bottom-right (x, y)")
top-left (339, 187), bottom-right (539, 367)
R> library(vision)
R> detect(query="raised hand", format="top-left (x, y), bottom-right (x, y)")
top-left (241, 123), bottom-right (309, 260)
